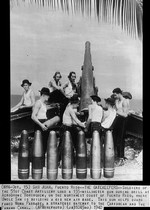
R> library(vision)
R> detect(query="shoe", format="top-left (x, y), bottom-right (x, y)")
top-left (115, 157), bottom-right (128, 167)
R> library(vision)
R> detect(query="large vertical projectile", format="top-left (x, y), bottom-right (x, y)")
top-left (76, 130), bottom-right (87, 179)
top-left (47, 131), bottom-right (58, 180)
top-left (104, 130), bottom-right (115, 178)
top-left (79, 41), bottom-right (95, 111)
top-left (18, 130), bottom-right (29, 179)
top-left (91, 130), bottom-right (101, 179)
top-left (62, 131), bottom-right (73, 179)
top-left (32, 130), bottom-right (43, 179)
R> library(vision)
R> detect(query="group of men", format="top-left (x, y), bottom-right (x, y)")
top-left (11, 71), bottom-right (131, 167)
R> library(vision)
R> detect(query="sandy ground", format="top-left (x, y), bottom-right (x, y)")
top-left (11, 151), bottom-right (142, 181)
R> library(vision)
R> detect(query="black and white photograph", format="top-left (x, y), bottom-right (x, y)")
top-left (10, 0), bottom-right (143, 181)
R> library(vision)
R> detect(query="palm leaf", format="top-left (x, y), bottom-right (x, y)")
top-left (10, 0), bottom-right (143, 40)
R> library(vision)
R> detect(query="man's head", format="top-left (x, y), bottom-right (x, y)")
top-left (21, 79), bottom-right (32, 91)
top-left (53, 71), bottom-right (62, 82)
top-left (112, 87), bottom-right (123, 99)
top-left (104, 97), bottom-right (115, 108)
top-left (68, 71), bottom-right (76, 83)
top-left (90, 95), bottom-right (101, 104)
top-left (39, 87), bottom-right (50, 101)
top-left (70, 94), bottom-right (79, 108)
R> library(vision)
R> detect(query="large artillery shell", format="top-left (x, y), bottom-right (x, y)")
top-left (18, 130), bottom-right (29, 179)
top-left (32, 130), bottom-right (43, 179)
top-left (91, 130), bottom-right (101, 179)
top-left (62, 131), bottom-right (73, 179)
top-left (47, 131), bottom-right (58, 180)
top-left (76, 131), bottom-right (87, 179)
top-left (104, 130), bottom-right (115, 178)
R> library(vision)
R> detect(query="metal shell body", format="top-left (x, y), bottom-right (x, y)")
top-left (18, 130), bottom-right (29, 179)
top-left (91, 130), bottom-right (101, 179)
top-left (47, 131), bottom-right (58, 180)
top-left (32, 130), bottom-right (43, 179)
top-left (104, 130), bottom-right (115, 178)
top-left (62, 131), bottom-right (73, 179)
top-left (76, 131), bottom-right (87, 179)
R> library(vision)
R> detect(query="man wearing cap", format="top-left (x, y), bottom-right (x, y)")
top-left (11, 79), bottom-right (35, 113)
top-left (85, 95), bottom-right (103, 134)
top-left (31, 87), bottom-right (60, 165)
top-left (112, 87), bottom-right (130, 166)
top-left (101, 98), bottom-right (116, 129)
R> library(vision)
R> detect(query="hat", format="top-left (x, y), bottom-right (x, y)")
top-left (122, 92), bottom-right (132, 99)
top-left (21, 79), bottom-right (32, 87)
top-left (110, 93), bottom-right (116, 99)
top-left (90, 95), bottom-right (101, 102)
top-left (70, 94), bottom-right (79, 103)
top-left (105, 97), bottom-right (115, 106)
top-left (39, 87), bottom-right (50, 96)
top-left (112, 88), bottom-right (122, 94)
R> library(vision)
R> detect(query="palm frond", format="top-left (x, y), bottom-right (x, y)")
top-left (10, 0), bottom-right (143, 40)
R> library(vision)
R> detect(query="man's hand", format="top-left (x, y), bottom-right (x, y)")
top-left (81, 122), bottom-right (86, 128)
top-left (41, 124), bottom-right (48, 131)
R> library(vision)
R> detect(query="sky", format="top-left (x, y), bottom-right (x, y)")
top-left (10, 0), bottom-right (142, 100)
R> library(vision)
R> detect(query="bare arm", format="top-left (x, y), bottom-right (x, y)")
top-left (101, 109), bottom-right (109, 123)
top-left (29, 91), bottom-right (35, 106)
top-left (31, 101), bottom-right (48, 131)
top-left (70, 108), bottom-right (85, 128)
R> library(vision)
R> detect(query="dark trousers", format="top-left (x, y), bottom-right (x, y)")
top-left (91, 122), bottom-right (101, 134)
top-left (113, 115), bottom-right (128, 158)
top-left (58, 124), bottom-right (82, 162)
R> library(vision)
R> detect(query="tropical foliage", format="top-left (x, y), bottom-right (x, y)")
top-left (10, 0), bottom-right (143, 40)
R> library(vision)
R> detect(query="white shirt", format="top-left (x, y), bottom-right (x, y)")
top-left (89, 104), bottom-right (103, 123)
